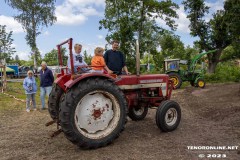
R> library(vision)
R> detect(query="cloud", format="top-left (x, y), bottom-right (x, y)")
top-left (206, 0), bottom-right (224, 13)
top-left (11, 43), bottom-right (17, 48)
top-left (43, 31), bottom-right (49, 36)
top-left (80, 42), bottom-right (106, 56)
top-left (156, 0), bottom-right (224, 34)
top-left (55, 0), bottom-right (104, 25)
top-left (97, 35), bottom-right (104, 39)
top-left (156, 5), bottom-right (190, 33)
top-left (175, 5), bottom-right (190, 33)
top-left (0, 15), bottom-right (24, 33)
top-left (14, 51), bottom-right (31, 60)
top-left (67, 0), bottom-right (105, 7)
top-left (205, 0), bottom-right (224, 22)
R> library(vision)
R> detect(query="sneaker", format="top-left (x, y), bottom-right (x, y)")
top-left (33, 108), bottom-right (37, 111)
top-left (41, 108), bottom-right (46, 110)
top-left (26, 109), bottom-right (30, 112)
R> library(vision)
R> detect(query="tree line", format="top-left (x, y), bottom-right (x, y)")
top-left (0, 0), bottom-right (239, 73)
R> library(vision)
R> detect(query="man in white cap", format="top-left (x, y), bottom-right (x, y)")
top-left (40, 61), bottom-right (54, 110)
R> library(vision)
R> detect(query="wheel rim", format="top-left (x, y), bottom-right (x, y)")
top-left (170, 76), bottom-right (179, 86)
top-left (133, 106), bottom-right (145, 116)
top-left (74, 90), bottom-right (120, 139)
top-left (165, 108), bottom-right (178, 126)
top-left (198, 81), bottom-right (204, 87)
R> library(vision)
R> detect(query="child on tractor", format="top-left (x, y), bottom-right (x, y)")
top-left (67, 43), bottom-right (88, 73)
top-left (91, 47), bottom-right (112, 73)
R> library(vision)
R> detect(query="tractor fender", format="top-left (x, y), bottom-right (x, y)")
top-left (194, 76), bottom-right (203, 84)
top-left (166, 71), bottom-right (181, 76)
top-left (64, 73), bottom-right (116, 89)
top-left (54, 74), bottom-right (71, 92)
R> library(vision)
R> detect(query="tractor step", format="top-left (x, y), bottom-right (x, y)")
top-left (50, 129), bottom-right (62, 138)
top-left (45, 120), bottom-right (57, 126)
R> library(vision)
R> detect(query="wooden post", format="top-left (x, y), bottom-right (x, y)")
top-left (3, 64), bottom-right (7, 91)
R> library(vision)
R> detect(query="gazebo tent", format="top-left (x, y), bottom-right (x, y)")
top-left (0, 66), bottom-right (15, 76)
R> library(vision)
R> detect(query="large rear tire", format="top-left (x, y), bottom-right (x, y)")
top-left (128, 105), bottom-right (148, 121)
top-left (48, 84), bottom-right (64, 120)
top-left (155, 100), bottom-right (181, 132)
top-left (59, 78), bottom-right (127, 149)
top-left (168, 72), bottom-right (182, 89)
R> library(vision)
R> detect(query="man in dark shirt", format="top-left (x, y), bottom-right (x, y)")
top-left (40, 61), bottom-right (54, 110)
top-left (104, 40), bottom-right (129, 75)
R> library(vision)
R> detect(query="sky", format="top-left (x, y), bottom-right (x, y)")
top-left (0, 0), bottom-right (225, 60)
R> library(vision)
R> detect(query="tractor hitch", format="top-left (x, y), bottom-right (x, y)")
top-left (46, 120), bottom-right (62, 138)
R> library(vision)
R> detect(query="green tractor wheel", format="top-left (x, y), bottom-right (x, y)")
top-left (168, 72), bottom-right (182, 89)
top-left (196, 78), bottom-right (206, 88)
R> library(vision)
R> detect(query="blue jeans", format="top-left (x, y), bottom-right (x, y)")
top-left (26, 94), bottom-right (36, 110)
top-left (40, 86), bottom-right (52, 109)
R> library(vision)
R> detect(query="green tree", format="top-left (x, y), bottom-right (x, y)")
top-left (0, 25), bottom-right (15, 61)
top-left (83, 50), bottom-right (92, 65)
top-left (43, 48), bottom-right (68, 66)
top-left (15, 55), bottom-right (19, 61)
top-left (159, 32), bottom-right (185, 59)
top-left (224, 0), bottom-right (240, 43)
top-left (151, 49), bottom-right (165, 72)
top-left (31, 48), bottom-right (42, 65)
top-left (220, 45), bottom-right (240, 61)
top-left (5, 0), bottom-right (57, 69)
top-left (183, 0), bottom-right (232, 73)
top-left (100, 0), bottom-right (179, 72)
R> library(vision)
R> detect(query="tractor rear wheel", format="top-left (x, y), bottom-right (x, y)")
top-left (59, 78), bottom-right (127, 149)
top-left (168, 72), bottom-right (182, 89)
top-left (196, 78), bottom-right (205, 88)
top-left (128, 105), bottom-right (148, 121)
top-left (48, 84), bottom-right (64, 120)
top-left (155, 100), bottom-right (181, 132)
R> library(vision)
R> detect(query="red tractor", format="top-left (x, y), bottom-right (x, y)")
top-left (47, 38), bottom-right (181, 149)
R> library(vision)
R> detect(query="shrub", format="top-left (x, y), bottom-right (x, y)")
top-left (205, 61), bottom-right (240, 83)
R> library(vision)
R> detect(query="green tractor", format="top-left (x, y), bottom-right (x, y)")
top-left (164, 50), bottom-right (216, 89)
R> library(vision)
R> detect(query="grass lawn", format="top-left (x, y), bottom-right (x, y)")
top-left (0, 78), bottom-right (47, 111)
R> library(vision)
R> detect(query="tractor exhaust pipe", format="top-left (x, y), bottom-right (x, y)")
top-left (136, 39), bottom-right (140, 76)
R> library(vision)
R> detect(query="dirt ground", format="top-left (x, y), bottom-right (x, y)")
top-left (0, 83), bottom-right (240, 160)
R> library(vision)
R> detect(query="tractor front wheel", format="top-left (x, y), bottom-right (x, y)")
top-left (155, 100), bottom-right (181, 132)
top-left (128, 105), bottom-right (148, 121)
top-left (196, 78), bottom-right (206, 88)
top-left (59, 78), bottom-right (127, 149)
top-left (168, 72), bottom-right (182, 89)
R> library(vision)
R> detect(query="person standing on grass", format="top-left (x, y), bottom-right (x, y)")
top-left (23, 70), bottom-right (37, 112)
top-left (40, 61), bottom-right (54, 110)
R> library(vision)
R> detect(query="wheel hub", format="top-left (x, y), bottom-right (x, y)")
top-left (133, 107), bottom-right (144, 116)
top-left (75, 93), bottom-right (114, 134)
top-left (92, 109), bottom-right (102, 119)
top-left (165, 108), bottom-right (177, 126)
top-left (170, 77), bottom-right (178, 86)
top-left (198, 81), bottom-right (204, 87)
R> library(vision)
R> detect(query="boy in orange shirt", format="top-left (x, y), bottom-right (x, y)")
top-left (91, 47), bottom-right (112, 73)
